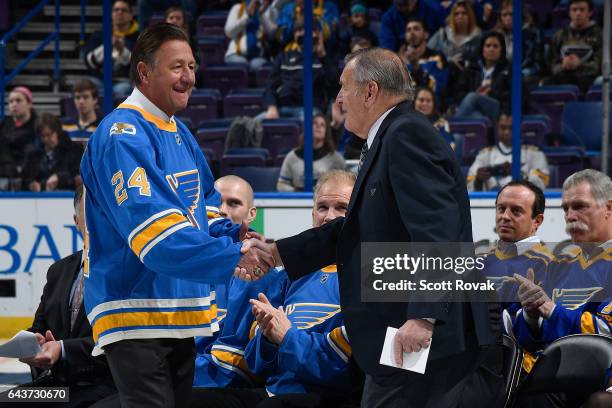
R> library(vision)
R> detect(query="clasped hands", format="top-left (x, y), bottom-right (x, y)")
top-left (235, 221), bottom-right (281, 281)
top-left (19, 330), bottom-right (61, 370)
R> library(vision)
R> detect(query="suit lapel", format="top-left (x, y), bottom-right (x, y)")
top-left (347, 102), bottom-right (411, 214)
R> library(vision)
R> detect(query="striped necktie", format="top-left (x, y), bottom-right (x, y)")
top-left (358, 142), bottom-right (369, 173)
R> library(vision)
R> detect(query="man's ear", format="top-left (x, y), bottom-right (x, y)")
top-left (364, 81), bottom-right (379, 106)
top-left (137, 61), bottom-right (149, 85)
top-left (248, 207), bottom-right (257, 223)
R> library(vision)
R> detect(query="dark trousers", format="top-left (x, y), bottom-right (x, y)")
top-left (190, 387), bottom-right (360, 408)
top-left (104, 337), bottom-right (195, 408)
top-left (361, 345), bottom-right (505, 408)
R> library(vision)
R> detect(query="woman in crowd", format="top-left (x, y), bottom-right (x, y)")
top-left (22, 113), bottom-right (84, 192)
top-left (428, 0), bottom-right (481, 70)
top-left (0, 87), bottom-right (38, 186)
top-left (493, 0), bottom-right (543, 88)
top-left (413, 87), bottom-right (455, 150)
top-left (165, 6), bottom-right (190, 32)
top-left (277, 113), bottom-right (345, 191)
top-left (452, 31), bottom-right (511, 122)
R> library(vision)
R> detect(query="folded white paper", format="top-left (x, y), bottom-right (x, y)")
top-left (0, 330), bottom-right (41, 358)
top-left (379, 326), bottom-right (432, 374)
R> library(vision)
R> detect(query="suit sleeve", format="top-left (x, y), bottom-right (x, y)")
top-left (61, 337), bottom-right (109, 380)
top-left (386, 118), bottom-right (466, 322)
top-left (86, 122), bottom-right (242, 284)
top-left (275, 217), bottom-right (343, 281)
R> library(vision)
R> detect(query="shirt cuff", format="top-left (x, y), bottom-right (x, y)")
top-left (60, 340), bottom-right (66, 361)
top-left (422, 318), bottom-right (436, 324)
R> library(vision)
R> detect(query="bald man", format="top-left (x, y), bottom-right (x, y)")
top-left (215, 176), bottom-right (257, 225)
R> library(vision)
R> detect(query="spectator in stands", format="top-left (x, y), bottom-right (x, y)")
top-left (413, 87), bottom-right (455, 150)
top-left (84, 0), bottom-right (139, 97)
top-left (452, 31), bottom-right (511, 122)
top-left (467, 113), bottom-right (549, 192)
top-left (22, 113), bottom-right (84, 192)
top-left (379, 0), bottom-right (445, 52)
top-left (545, 0), bottom-right (602, 94)
top-left (276, 0), bottom-right (339, 46)
top-left (9, 186), bottom-right (117, 407)
top-left (62, 79), bottom-right (100, 146)
top-left (493, 0), bottom-right (543, 88)
top-left (399, 18), bottom-right (448, 100)
top-left (192, 170), bottom-right (358, 407)
top-left (0, 86), bottom-right (37, 188)
top-left (512, 169), bottom-right (611, 408)
top-left (224, 0), bottom-right (277, 70)
top-left (165, 5), bottom-right (189, 32)
top-left (349, 36), bottom-right (372, 53)
top-left (337, 1), bottom-right (378, 55)
top-left (137, 0), bottom-right (198, 29)
top-left (427, 0), bottom-right (481, 70)
top-left (261, 17), bottom-right (338, 121)
top-left (277, 113), bottom-right (345, 191)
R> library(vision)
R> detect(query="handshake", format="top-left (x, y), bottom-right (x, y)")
top-left (235, 225), bottom-right (281, 281)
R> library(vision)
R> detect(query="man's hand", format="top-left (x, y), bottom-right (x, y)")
top-left (512, 268), bottom-right (555, 319)
top-left (45, 174), bottom-right (59, 191)
top-left (393, 319), bottom-right (433, 366)
top-left (476, 167), bottom-right (491, 182)
top-left (238, 220), bottom-right (265, 242)
top-left (112, 35), bottom-right (125, 53)
top-left (250, 293), bottom-right (292, 344)
top-left (19, 331), bottom-right (61, 369)
top-left (234, 238), bottom-right (276, 281)
top-left (265, 106), bottom-right (279, 119)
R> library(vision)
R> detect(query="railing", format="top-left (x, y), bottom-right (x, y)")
top-left (0, 0), bottom-right (60, 120)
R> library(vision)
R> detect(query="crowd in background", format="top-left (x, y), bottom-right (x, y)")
top-left (0, 0), bottom-right (606, 192)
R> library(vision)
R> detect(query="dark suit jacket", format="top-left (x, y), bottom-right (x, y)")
top-left (28, 250), bottom-right (114, 388)
top-left (277, 101), bottom-right (497, 377)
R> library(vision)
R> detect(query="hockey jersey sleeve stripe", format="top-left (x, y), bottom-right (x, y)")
top-left (327, 326), bottom-right (352, 362)
top-left (130, 212), bottom-right (191, 258)
top-left (139, 222), bottom-right (191, 261)
top-left (212, 343), bottom-right (245, 356)
top-left (128, 209), bottom-right (184, 243)
top-left (208, 217), bottom-right (226, 227)
top-left (88, 296), bottom-right (215, 322)
top-left (92, 305), bottom-right (218, 342)
top-left (596, 316), bottom-right (611, 336)
top-left (118, 104), bottom-right (178, 132)
top-left (211, 349), bottom-right (252, 375)
top-left (207, 211), bottom-right (222, 219)
top-left (580, 313), bottom-right (596, 334)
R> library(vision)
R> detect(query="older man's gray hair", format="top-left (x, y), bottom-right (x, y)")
top-left (345, 47), bottom-right (415, 101)
top-left (563, 169), bottom-right (612, 205)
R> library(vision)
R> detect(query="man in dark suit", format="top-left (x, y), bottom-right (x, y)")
top-left (15, 186), bottom-right (116, 407)
top-left (237, 47), bottom-right (501, 407)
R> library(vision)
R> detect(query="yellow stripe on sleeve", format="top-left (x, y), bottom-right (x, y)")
top-left (580, 312), bottom-right (596, 334)
top-left (92, 305), bottom-right (217, 342)
top-left (329, 326), bottom-right (352, 357)
top-left (130, 213), bottom-right (189, 258)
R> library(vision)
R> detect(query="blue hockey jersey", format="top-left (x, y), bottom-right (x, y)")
top-left (514, 243), bottom-right (612, 371)
top-left (194, 268), bottom-right (288, 388)
top-left (245, 265), bottom-right (352, 396)
top-left (80, 89), bottom-right (243, 356)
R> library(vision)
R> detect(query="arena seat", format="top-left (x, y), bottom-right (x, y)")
top-left (201, 64), bottom-right (249, 95)
top-left (448, 117), bottom-right (490, 164)
top-left (196, 11), bottom-right (229, 38)
top-left (195, 118), bottom-right (234, 160)
top-left (197, 36), bottom-right (226, 66)
top-left (220, 154), bottom-right (267, 176)
top-left (178, 88), bottom-right (221, 126)
top-left (261, 119), bottom-right (301, 158)
top-left (561, 101), bottom-right (604, 152)
top-left (528, 85), bottom-right (580, 135)
top-left (521, 114), bottom-right (551, 147)
top-left (223, 88), bottom-right (265, 118)
top-left (228, 166), bottom-right (281, 192)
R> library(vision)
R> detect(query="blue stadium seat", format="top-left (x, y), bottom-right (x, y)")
top-left (225, 148), bottom-right (269, 160)
top-left (228, 166), bottom-right (281, 192)
top-left (528, 85), bottom-right (580, 135)
top-left (178, 88), bottom-right (221, 127)
top-left (521, 114), bottom-right (551, 147)
top-left (223, 88), bottom-right (265, 118)
top-left (197, 36), bottom-right (226, 66)
top-left (201, 64), bottom-right (249, 95)
top-left (197, 12), bottom-right (229, 38)
top-left (196, 118), bottom-right (233, 160)
top-left (261, 119), bottom-right (301, 158)
top-left (561, 101), bottom-right (604, 152)
top-left (253, 64), bottom-right (273, 87)
top-left (448, 117), bottom-right (490, 164)
top-left (220, 154), bottom-right (267, 176)
top-left (541, 146), bottom-right (585, 188)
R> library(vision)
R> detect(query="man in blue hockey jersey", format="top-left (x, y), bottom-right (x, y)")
top-left (191, 170), bottom-right (359, 408)
top-left (80, 23), bottom-right (273, 408)
top-left (512, 169), bottom-right (612, 408)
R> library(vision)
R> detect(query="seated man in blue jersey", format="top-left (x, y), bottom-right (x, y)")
top-left (61, 79), bottom-right (100, 147)
top-left (511, 169), bottom-right (612, 408)
top-left (193, 174), bottom-right (277, 387)
top-left (191, 170), bottom-right (359, 408)
top-left (482, 179), bottom-right (553, 345)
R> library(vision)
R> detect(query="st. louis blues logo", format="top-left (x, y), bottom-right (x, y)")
top-left (552, 287), bottom-right (603, 310)
top-left (166, 169), bottom-right (201, 228)
top-left (284, 303), bottom-right (340, 329)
